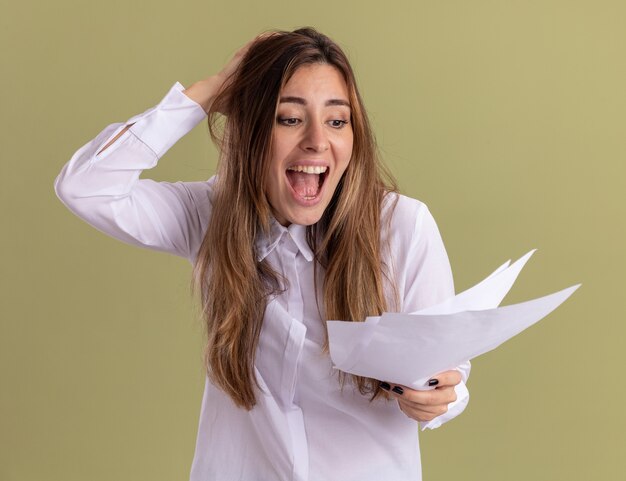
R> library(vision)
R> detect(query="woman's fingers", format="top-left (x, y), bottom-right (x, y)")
top-left (392, 386), bottom-right (456, 422)
top-left (392, 384), bottom-right (457, 406)
top-left (380, 370), bottom-right (463, 421)
top-left (381, 381), bottom-right (459, 406)
top-left (200, 33), bottom-right (276, 115)
top-left (430, 370), bottom-right (462, 388)
top-left (398, 400), bottom-right (448, 422)
top-left (217, 32), bottom-right (275, 81)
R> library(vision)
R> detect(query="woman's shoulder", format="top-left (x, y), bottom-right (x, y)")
top-left (381, 191), bottom-right (433, 238)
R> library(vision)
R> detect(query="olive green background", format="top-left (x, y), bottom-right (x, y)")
top-left (1, 0), bottom-right (624, 479)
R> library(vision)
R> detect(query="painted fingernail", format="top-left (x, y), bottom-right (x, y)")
top-left (380, 382), bottom-right (391, 391)
top-left (392, 386), bottom-right (404, 395)
top-left (428, 379), bottom-right (439, 386)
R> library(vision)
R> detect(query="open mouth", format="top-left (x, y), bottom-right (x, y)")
top-left (286, 166), bottom-right (328, 200)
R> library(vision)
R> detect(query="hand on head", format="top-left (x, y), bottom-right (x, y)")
top-left (215, 32), bottom-right (274, 85)
top-left (184, 33), bottom-right (274, 114)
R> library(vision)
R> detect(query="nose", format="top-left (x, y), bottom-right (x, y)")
top-left (299, 121), bottom-right (329, 153)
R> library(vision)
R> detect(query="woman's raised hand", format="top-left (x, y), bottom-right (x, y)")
top-left (215, 33), bottom-right (272, 84)
top-left (183, 33), bottom-right (272, 114)
top-left (381, 370), bottom-right (462, 423)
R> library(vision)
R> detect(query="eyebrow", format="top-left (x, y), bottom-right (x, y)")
top-left (279, 96), bottom-right (351, 108)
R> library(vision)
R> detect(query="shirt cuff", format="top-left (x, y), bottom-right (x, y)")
top-left (127, 81), bottom-right (208, 159)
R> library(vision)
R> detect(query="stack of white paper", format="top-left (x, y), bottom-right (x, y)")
top-left (327, 250), bottom-right (580, 390)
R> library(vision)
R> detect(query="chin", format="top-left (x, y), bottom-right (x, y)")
top-left (287, 209), bottom-right (324, 226)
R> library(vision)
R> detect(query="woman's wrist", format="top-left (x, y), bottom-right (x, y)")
top-left (183, 75), bottom-right (224, 114)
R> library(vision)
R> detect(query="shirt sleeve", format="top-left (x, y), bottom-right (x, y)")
top-left (399, 202), bottom-right (471, 431)
top-left (54, 82), bottom-right (210, 263)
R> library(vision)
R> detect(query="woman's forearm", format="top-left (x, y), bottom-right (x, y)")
top-left (97, 123), bottom-right (134, 155)
top-left (96, 75), bottom-right (222, 156)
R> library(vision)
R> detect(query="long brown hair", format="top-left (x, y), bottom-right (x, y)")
top-left (191, 27), bottom-right (398, 410)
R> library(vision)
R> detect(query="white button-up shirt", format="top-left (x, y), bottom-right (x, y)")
top-left (54, 82), bottom-right (471, 481)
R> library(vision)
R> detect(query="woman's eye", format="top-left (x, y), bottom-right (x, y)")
top-left (329, 119), bottom-right (349, 128)
top-left (277, 117), bottom-right (300, 126)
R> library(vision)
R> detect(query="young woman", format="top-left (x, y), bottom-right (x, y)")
top-left (55, 28), bottom-right (470, 481)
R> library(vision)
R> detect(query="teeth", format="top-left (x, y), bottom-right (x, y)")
top-left (287, 165), bottom-right (328, 174)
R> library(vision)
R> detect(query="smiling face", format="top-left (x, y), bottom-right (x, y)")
top-left (265, 63), bottom-right (354, 226)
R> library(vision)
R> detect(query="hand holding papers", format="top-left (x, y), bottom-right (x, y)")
top-left (327, 250), bottom-right (580, 390)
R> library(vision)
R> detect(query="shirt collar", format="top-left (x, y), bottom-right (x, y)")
top-left (255, 217), bottom-right (314, 263)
